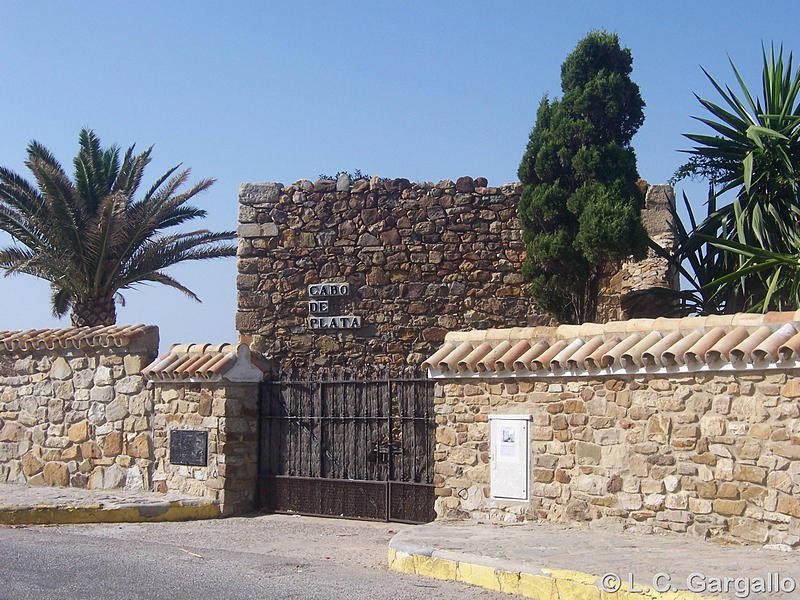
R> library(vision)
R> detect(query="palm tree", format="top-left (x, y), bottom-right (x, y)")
top-left (0, 129), bottom-right (236, 326)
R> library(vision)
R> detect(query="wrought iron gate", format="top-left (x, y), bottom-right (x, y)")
top-left (258, 367), bottom-right (436, 523)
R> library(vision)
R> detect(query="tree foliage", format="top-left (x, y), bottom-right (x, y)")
top-left (670, 44), bottom-right (800, 312)
top-left (518, 31), bottom-right (648, 324)
top-left (0, 129), bottom-right (236, 326)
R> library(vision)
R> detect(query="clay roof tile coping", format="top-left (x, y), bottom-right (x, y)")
top-left (533, 340), bottom-right (569, 371)
top-left (421, 342), bottom-right (456, 371)
top-left (585, 337), bottom-right (620, 371)
top-left (205, 353), bottom-right (236, 376)
top-left (600, 333), bottom-right (642, 369)
top-left (551, 338), bottom-right (586, 371)
top-left (477, 341), bottom-right (513, 373)
top-left (546, 337), bottom-right (586, 372)
top-left (778, 331), bottom-right (800, 361)
top-left (566, 336), bottom-right (604, 370)
top-left (684, 327), bottom-right (727, 368)
top-left (661, 329), bottom-right (704, 367)
top-left (176, 353), bottom-right (216, 375)
top-left (439, 341), bottom-right (473, 372)
top-left (458, 342), bottom-right (493, 373)
top-left (729, 326), bottom-right (772, 364)
top-left (141, 351), bottom-right (171, 378)
top-left (513, 340), bottom-right (550, 372)
top-left (195, 353), bottom-right (230, 376)
top-left (753, 323), bottom-right (798, 362)
top-left (495, 340), bottom-right (531, 372)
top-left (704, 327), bottom-right (749, 364)
top-left (763, 311), bottom-right (797, 324)
top-left (621, 331), bottom-right (663, 369)
top-left (641, 330), bottom-right (683, 368)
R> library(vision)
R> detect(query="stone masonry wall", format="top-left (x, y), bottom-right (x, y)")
top-left (151, 382), bottom-right (260, 515)
top-left (236, 176), bottom-right (544, 372)
top-left (0, 338), bottom-right (158, 490)
top-left (596, 183), bottom-right (676, 321)
top-left (237, 176), bottom-right (674, 372)
top-left (435, 372), bottom-right (800, 548)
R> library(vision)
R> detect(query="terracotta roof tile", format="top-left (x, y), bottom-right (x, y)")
top-left (421, 311), bottom-right (800, 377)
top-left (142, 343), bottom-right (269, 383)
top-left (0, 324), bottom-right (157, 352)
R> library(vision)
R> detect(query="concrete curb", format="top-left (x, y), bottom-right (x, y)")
top-left (387, 540), bottom-right (723, 600)
top-left (0, 499), bottom-right (219, 525)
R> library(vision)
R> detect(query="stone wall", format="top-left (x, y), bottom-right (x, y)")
top-left (236, 176), bottom-right (675, 372)
top-left (0, 333), bottom-right (158, 490)
top-left (596, 183), bottom-right (676, 321)
top-left (236, 176), bottom-right (544, 372)
top-left (151, 381), bottom-right (260, 515)
top-left (435, 372), bottom-right (800, 548)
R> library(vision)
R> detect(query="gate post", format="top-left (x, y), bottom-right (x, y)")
top-left (143, 343), bottom-right (269, 516)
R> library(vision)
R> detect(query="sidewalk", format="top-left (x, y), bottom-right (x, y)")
top-left (0, 483), bottom-right (218, 525)
top-left (389, 519), bottom-right (800, 600)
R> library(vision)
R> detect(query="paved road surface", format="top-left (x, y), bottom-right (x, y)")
top-left (0, 514), bottom-right (507, 600)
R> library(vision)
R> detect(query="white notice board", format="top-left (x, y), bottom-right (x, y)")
top-left (489, 414), bottom-right (531, 501)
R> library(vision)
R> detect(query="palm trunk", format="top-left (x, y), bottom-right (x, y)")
top-left (70, 296), bottom-right (116, 327)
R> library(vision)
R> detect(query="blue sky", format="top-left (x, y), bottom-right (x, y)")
top-left (2, 1), bottom-right (799, 350)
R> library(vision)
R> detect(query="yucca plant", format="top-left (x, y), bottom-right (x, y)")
top-left (0, 129), bottom-right (236, 326)
top-left (676, 43), bottom-right (800, 254)
top-left (666, 44), bottom-right (800, 313)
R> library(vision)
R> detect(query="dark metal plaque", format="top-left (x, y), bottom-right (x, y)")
top-left (170, 430), bottom-right (208, 466)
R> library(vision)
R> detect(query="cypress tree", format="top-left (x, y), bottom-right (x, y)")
top-left (518, 31), bottom-right (648, 323)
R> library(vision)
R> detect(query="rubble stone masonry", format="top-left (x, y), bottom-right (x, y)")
top-left (151, 382), bottom-right (259, 515)
top-left (237, 176), bottom-right (543, 372)
top-left (435, 372), bottom-right (800, 548)
top-left (236, 176), bottom-right (674, 372)
top-left (0, 335), bottom-right (158, 490)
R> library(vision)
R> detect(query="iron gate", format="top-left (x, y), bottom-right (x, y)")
top-left (258, 366), bottom-right (436, 523)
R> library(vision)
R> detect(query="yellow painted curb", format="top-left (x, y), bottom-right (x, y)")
top-left (0, 501), bottom-right (219, 525)
top-left (388, 548), bottom-right (724, 600)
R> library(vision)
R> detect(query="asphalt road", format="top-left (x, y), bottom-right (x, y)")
top-left (0, 514), bottom-right (507, 600)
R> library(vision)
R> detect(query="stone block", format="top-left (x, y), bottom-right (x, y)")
top-left (105, 399), bottom-right (128, 422)
top-left (90, 386), bottom-right (114, 404)
top-left (93, 366), bottom-right (114, 386)
top-left (49, 357), bottom-right (72, 380)
top-left (729, 518), bottom-right (769, 543)
top-left (102, 431), bottom-right (123, 457)
top-left (780, 379), bottom-right (800, 398)
top-left (700, 414), bottom-right (726, 437)
top-left (644, 494), bottom-right (665, 510)
top-left (21, 451), bottom-right (43, 476)
top-left (115, 376), bottom-right (143, 394)
top-left (574, 441), bottom-right (601, 464)
top-left (688, 497), bottom-right (712, 514)
top-left (448, 447), bottom-right (477, 466)
top-left (645, 414), bottom-right (671, 443)
top-left (713, 499), bottom-right (746, 516)
top-left (123, 354), bottom-right (144, 376)
top-left (60, 446), bottom-right (80, 461)
top-left (103, 465), bottom-right (126, 489)
top-left (80, 441), bottom-right (101, 459)
top-left (734, 464), bottom-right (766, 485)
top-left (68, 421), bottom-right (91, 444)
top-left (777, 493), bottom-right (800, 518)
top-left (43, 462), bottom-right (68, 486)
top-left (0, 421), bottom-right (26, 442)
top-left (436, 427), bottom-right (456, 446)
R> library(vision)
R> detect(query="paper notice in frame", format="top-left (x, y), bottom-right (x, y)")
top-left (498, 426), bottom-right (517, 461)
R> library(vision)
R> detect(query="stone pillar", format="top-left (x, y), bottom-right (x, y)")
top-left (145, 343), bottom-right (267, 516)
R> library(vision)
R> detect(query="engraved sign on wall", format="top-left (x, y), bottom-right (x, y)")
top-left (306, 281), bottom-right (360, 329)
top-left (170, 430), bottom-right (208, 466)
